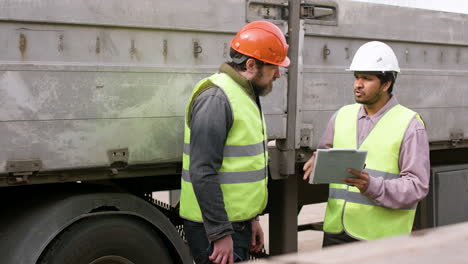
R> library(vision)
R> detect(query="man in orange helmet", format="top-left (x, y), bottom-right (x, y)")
top-left (180, 21), bottom-right (290, 264)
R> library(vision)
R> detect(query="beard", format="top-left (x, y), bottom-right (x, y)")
top-left (251, 71), bottom-right (274, 97)
top-left (355, 89), bottom-right (384, 105)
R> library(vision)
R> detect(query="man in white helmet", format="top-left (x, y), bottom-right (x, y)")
top-left (303, 41), bottom-right (430, 246)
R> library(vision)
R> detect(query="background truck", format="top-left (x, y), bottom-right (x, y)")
top-left (1, 0), bottom-right (467, 263)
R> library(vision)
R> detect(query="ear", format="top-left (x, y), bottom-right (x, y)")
top-left (245, 58), bottom-right (257, 73)
top-left (381, 80), bottom-right (391, 92)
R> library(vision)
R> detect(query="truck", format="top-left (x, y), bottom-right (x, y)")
top-left (1, 0), bottom-right (467, 263)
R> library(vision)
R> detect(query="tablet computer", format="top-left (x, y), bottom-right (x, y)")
top-left (310, 148), bottom-right (367, 184)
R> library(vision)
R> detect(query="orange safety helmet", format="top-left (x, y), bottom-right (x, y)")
top-left (231, 20), bottom-right (290, 67)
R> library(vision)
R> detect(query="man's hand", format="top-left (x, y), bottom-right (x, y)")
top-left (209, 235), bottom-right (233, 264)
top-left (343, 169), bottom-right (370, 193)
top-left (250, 219), bottom-right (264, 252)
top-left (302, 152), bottom-right (317, 181)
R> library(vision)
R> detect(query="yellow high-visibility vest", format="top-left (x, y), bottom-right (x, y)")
top-left (180, 73), bottom-right (268, 222)
top-left (324, 103), bottom-right (420, 240)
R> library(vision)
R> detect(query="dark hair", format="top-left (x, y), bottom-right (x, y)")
top-left (227, 48), bottom-right (265, 72)
top-left (376, 72), bottom-right (397, 94)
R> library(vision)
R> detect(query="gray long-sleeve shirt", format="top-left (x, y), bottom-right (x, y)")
top-left (188, 63), bottom-right (259, 242)
top-left (318, 96), bottom-right (430, 209)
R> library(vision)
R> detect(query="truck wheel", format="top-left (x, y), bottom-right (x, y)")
top-left (38, 214), bottom-right (173, 264)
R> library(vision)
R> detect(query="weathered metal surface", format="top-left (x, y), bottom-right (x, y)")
top-left (424, 164), bottom-right (468, 227)
top-left (6, 159), bottom-right (42, 173)
top-left (252, 221), bottom-right (468, 263)
top-left (1, 0), bottom-right (467, 175)
top-left (300, 0), bottom-right (468, 149)
top-left (304, 1), bottom-right (468, 45)
top-left (0, 2), bottom-right (288, 174)
top-left (0, 0), bottom-right (246, 33)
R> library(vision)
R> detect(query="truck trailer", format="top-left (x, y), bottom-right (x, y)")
top-left (0, 0), bottom-right (467, 263)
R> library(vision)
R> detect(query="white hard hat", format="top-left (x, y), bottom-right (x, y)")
top-left (347, 41), bottom-right (400, 73)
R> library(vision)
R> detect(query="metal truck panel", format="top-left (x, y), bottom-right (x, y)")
top-left (1, 0), bottom-right (467, 174)
top-left (353, 0), bottom-right (468, 15)
top-left (0, 0), bottom-right (246, 33)
top-left (304, 1), bottom-right (468, 45)
top-left (0, 2), bottom-right (288, 173)
top-left (424, 164), bottom-right (468, 227)
top-left (300, 0), bottom-right (468, 149)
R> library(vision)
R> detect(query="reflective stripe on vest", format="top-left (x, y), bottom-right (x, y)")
top-left (183, 141), bottom-right (267, 157)
top-left (323, 103), bottom-right (419, 240)
top-left (180, 73), bottom-right (268, 222)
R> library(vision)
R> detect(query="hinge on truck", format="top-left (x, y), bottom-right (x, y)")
top-left (300, 5), bottom-right (334, 19)
top-left (107, 148), bottom-right (129, 171)
top-left (247, 1), bottom-right (289, 22)
top-left (247, 0), bottom-right (338, 26)
top-left (450, 130), bottom-right (464, 147)
top-left (299, 124), bottom-right (314, 149)
top-left (300, 1), bottom-right (338, 26)
top-left (6, 159), bottom-right (42, 184)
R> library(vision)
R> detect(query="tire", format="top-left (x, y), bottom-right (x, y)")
top-left (38, 214), bottom-right (173, 264)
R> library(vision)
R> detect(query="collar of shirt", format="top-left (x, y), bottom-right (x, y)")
top-left (219, 63), bottom-right (256, 100)
top-left (358, 95), bottom-right (399, 123)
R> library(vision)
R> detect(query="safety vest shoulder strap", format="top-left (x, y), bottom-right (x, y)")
top-left (334, 103), bottom-right (361, 148)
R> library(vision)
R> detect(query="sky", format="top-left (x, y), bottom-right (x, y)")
top-left (353, 0), bottom-right (468, 14)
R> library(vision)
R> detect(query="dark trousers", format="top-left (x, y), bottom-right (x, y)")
top-left (322, 232), bottom-right (359, 247)
top-left (183, 220), bottom-right (251, 264)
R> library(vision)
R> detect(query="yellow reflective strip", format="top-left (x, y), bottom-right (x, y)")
top-left (182, 169), bottom-right (266, 184)
top-left (183, 141), bottom-right (266, 157)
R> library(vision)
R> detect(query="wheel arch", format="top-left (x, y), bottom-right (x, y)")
top-left (0, 184), bottom-right (191, 264)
